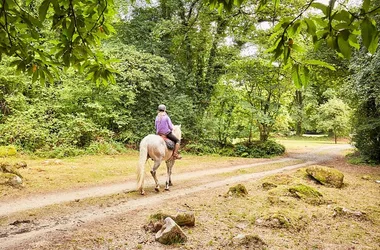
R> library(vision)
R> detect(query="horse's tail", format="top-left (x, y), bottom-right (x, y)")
top-left (137, 138), bottom-right (148, 192)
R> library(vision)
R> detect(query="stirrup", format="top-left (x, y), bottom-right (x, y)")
top-left (172, 154), bottom-right (182, 160)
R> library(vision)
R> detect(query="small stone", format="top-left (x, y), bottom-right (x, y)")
top-left (155, 217), bottom-right (187, 245)
top-left (10, 175), bottom-right (23, 186)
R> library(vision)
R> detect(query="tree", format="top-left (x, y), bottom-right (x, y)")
top-left (316, 97), bottom-right (351, 144)
top-left (0, 0), bottom-right (116, 84)
top-left (210, 0), bottom-right (380, 81)
top-left (227, 57), bottom-right (293, 142)
top-left (347, 46), bottom-right (380, 162)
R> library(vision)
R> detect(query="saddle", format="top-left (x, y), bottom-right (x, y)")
top-left (159, 135), bottom-right (175, 150)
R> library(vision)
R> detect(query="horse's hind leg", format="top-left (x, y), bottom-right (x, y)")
top-left (150, 160), bottom-right (162, 192)
top-left (165, 159), bottom-right (174, 191)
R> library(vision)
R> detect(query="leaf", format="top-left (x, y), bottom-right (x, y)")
top-left (39, 0), bottom-right (51, 22)
top-left (299, 65), bottom-right (310, 86)
top-left (304, 60), bottom-right (336, 70)
top-left (348, 34), bottom-right (360, 50)
top-left (32, 70), bottom-right (38, 83)
top-left (333, 10), bottom-right (350, 23)
top-left (304, 18), bottom-right (316, 36)
top-left (362, 0), bottom-right (370, 12)
top-left (292, 64), bottom-right (301, 88)
top-left (361, 17), bottom-right (377, 53)
top-left (360, 17), bottom-right (373, 48)
top-left (337, 35), bottom-right (351, 58)
top-left (326, 36), bottom-right (337, 49)
top-left (68, 19), bottom-right (75, 39)
top-left (291, 44), bottom-right (305, 53)
top-left (283, 46), bottom-right (290, 64)
top-left (368, 32), bottom-right (379, 54)
top-left (39, 69), bottom-right (46, 84)
top-left (311, 2), bottom-right (328, 15)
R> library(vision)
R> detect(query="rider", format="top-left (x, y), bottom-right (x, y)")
top-left (155, 104), bottom-right (182, 160)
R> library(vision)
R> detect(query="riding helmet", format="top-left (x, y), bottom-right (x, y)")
top-left (158, 104), bottom-right (166, 111)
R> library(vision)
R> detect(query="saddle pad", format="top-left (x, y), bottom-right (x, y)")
top-left (165, 139), bottom-right (175, 150)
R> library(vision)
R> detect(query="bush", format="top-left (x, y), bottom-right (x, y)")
top-left (0, 145), bottom-right (17, 157)
top-left (232, 140), bottom-right (285, 158)
top-left (183, 140), bottom-right (285, 158)
top-left (86, 141), bottom-right (127, 155)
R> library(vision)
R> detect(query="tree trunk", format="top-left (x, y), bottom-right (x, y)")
top-left (295, 90), bottom-right (303, 136)
top-left (259, 123), bottom-right (269, 142)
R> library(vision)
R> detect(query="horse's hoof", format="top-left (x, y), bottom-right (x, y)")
top-left (165, 188), bottom-right (170, 191)
top-left (140, 191), bottom-right (145, 195)
top-left (155, 187), bottom-right (160, 192)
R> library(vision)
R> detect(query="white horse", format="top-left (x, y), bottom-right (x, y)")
top-left (137, 125), bottom-right (182, 195)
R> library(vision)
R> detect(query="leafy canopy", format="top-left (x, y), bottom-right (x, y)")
top-left (210, 0), bottom-right (380, 87)
top-left (0, 0), bottom-right (116, 84)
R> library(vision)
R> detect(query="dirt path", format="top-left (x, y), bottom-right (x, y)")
top-left (0, 144), bottom-right (352, 249)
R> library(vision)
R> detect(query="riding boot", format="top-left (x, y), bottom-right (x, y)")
top-left (173, 143), bottom-right (182, 160)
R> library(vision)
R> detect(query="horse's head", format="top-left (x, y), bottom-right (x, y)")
top-left (172, 125), bottom-right (182, 141)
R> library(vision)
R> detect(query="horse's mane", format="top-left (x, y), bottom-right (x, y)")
top-left (172, 125), bottom-right (182, 140)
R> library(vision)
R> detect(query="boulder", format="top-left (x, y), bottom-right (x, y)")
top-left (174, 211), bottom-right (195, 227)
top-left (231, 234), bottom-right (267, 249)
top-left (333, 207), bottom-right (367, 220)
top-left (306, 166), bottom-right (344, 188)
top-left (0, 173), bottom-right (23, 187)
top-left (150, 211), bottom-right (195, 227)
top-left (155, 217), bottom-right (187, 245)
top-left (227, 184), bottom-right (248, 197)
top-left (0, 162), bottom-right (22, 178)
top-left (262, 182), bottom-right (277, 190)
top-left (14, 161), bottom-right (27, 169)
top-left (289, 184), bottom-right (324, 205)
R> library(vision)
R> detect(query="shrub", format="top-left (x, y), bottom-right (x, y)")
top-left (233, 140), bottom-right (285, 158)
top-left (86, 141), bottom-right (127, 155)
top-left (0, 145), bottom-right (17, 157)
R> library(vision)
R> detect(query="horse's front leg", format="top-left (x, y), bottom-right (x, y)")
top-left (150, 160), bottom-right (162, 192)
top-left (165, 159), bottom-right (175, 191)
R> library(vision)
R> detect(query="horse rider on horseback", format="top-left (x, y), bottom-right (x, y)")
top-left (155, 104), bottom-right (182, 160)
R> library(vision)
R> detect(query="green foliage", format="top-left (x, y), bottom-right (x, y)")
top-left (316, 98), bottom-right (351, 143)
top-left (0, 145), bottom-right (17, 157)
top-left (0, 0), bottom-right (116, 84)
top-left (185, 139), bottom-right (285, 158)
top-left (233, 140), bottom-right (285, 158)
top-left (348, 42), bottom-right (380, 163)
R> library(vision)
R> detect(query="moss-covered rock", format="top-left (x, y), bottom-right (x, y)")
top-left (306, 165), bottom-right (344, 188)
top-left (227, 184), bottom-right (248, 197)
top-left (150, 211), bottom-right (195, 227)
top-left (231, 234), bottom-right (267, 249)
top-left (0, 162), bottom-right (22, 178)
top-left (256, 213), bottom-right (291, 228)
top-left (333, 207), bottom-right (367, 220)
top-left (289, 184), bottom-right (324, 205)
top-left (0, 172), bottom-right (23, 186)
top-left (262, 182), bottom-right (277, 190)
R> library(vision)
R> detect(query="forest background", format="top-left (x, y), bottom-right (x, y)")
top-left (0, 0), bottom-right (379, 163)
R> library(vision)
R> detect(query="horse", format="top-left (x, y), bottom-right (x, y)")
top-left (137, 125), bottom-right (182, 195)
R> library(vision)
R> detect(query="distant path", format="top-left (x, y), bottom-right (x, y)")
top-left (0, 143), bottom-right (352, 250)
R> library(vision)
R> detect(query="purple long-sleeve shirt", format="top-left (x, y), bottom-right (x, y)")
top-left (155, 112), bottom-right (174, 135)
